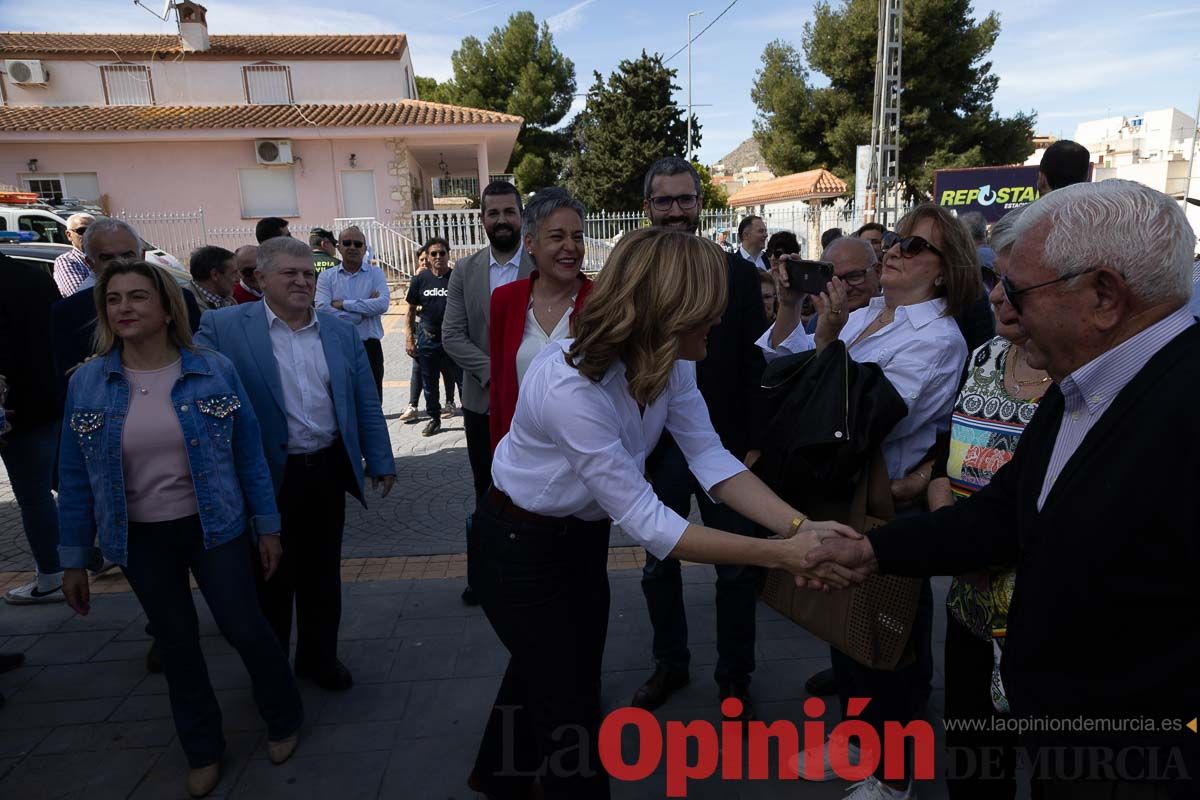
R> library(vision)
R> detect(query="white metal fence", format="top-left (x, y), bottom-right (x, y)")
top-left (116, 205), bottom-right (913, 281)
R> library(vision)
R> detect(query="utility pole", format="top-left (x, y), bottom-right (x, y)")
top-left (866, 0), bottom-right (902, 227)
top-left (687, 10), bottom-right (704, 161)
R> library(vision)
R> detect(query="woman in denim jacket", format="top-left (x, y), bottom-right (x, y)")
top-left (58, 260), bottom-right (302, 798)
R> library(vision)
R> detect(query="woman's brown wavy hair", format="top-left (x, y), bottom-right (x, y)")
top-left (568, 227), bottom-right (728, 406)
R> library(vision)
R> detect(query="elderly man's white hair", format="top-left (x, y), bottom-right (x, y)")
top-left (81, 217), bottom-right (142, 260)
top-left (256, 235), bottom-right (312, 272)
top-left (66, 212), bottom-right (95, 227)
top-left (1015, 179), bottom-right (1194, 306)
top-left (822, 235), bottom-right (878, 265)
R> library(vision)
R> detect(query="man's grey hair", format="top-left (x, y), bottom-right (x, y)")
top-left (823, 235), bottom-right (878, 265)
top-left (257, 235), bottom-right (313, 272)
top-left (642, 157), bottom-right (702, 200)
top-left (959, 211), bottom-right (988, 244)
top-left (522, 186), bottom-right (586, 241)
top-left (82, 217), bottom-right (141, 260)
top-left (1015, 179), bottom-right (1194, 306)
top-left (66, 212), bottom-right (95, 228)
top-left (988, 206), bottom-right (1028, 254)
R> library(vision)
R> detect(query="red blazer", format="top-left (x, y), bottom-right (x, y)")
top-left (489, 271), bottom-right (593, 451)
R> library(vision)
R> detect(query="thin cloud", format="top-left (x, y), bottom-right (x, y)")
top-left (1139, 6), bottom-right (1200, 19)
top-left (447, 2), bottom-right (504, 22)
top-left (548, 0), bottom-right (599, 34)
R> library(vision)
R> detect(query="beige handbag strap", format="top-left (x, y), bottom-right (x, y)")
top-left (849, 448), bottom-right (896, 531)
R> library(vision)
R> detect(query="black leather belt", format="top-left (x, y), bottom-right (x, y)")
top-left (287, 440), bottom-right (340, 468)
top-left (486, 486), bottom-right (581, 528)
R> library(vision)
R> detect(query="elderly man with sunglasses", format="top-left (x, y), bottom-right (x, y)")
top-left (316, 225), bottom-right (391, 403)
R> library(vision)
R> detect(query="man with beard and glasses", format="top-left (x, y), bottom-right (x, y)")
top-left (631, 156), bottom-right (771, 721)
top-left (442, 180), bottom-right (534, 605)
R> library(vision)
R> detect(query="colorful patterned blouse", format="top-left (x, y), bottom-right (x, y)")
top-left (944, 336), bottom-right (1043, 640)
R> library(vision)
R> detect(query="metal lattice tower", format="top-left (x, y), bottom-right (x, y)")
top-left (866, 0), bottom-right (902, 227)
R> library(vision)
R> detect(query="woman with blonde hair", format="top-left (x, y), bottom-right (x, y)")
top-left (467, 227), bottom-right (865, 799)
top-left (57, 260), bottom-right (302, 797)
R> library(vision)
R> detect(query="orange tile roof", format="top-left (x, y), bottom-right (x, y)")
top-left (0, 101), bottom-right (523, 132)
top-left (0, 33), bottom-right (407, 58)
top-left (728, 169), bottom-right (848, 206)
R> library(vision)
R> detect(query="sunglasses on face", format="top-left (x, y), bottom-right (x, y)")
top-left (340, 240), bottom-right (365, 248)
top-left (1001, 268), bottom-right (1097, 314)
top-left (882, 232), bottom-right (944, 259)
top-left (649, 194), bottom-right (699, 212)
top-left (769, 249), bottom-right (799, 260)
top-left (427, 250), bottom-right (448, 258)
top-left (70, 227), bottom-right (87, 235)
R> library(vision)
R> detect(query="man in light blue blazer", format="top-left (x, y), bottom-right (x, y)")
top-left (196, 236), bottom-right (394, 691)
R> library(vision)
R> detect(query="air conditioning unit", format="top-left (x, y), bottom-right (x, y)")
top-left (5, 59), bottom-right (48, 85)
top-left (254, 139), bottom-right (294, 166)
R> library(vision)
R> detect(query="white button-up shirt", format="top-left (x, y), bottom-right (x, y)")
top-left (315, 262), bottom-right (391, 341)
top-left (739, 246), bottom-right (768, 271)
top-left (491, 340), bottom-right (748, 559)
top-left (757, 296), bottom-right (968, 479)
top-left (264, 302), bottom-right (339, 454)
top-left (515, 302), bottom-right (574, 387)
top-left (488, 244), bottom-right (525, 295)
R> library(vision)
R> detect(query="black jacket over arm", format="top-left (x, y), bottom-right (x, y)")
top-left (866, 324), bottom-right (1200, 788)
top-left (0, 255), bottom-right (61, 430)
top-left (690, 252), bottom-right (769, 460)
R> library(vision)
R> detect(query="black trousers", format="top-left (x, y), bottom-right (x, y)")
top-left (462, 408), bottom-right (493, 501)
top-left (644, 437), bottom-right (763, 685)
top-left (363, 337), bottom-right (384, 404)
top-left (471, 497), bottom-right (612, 799)
top-left (830, 574), bottom-right (933, 783)
top-left (123, 517), bottom-right (302, 767)
top-left (944, 611), bottom-right (1019, 798)
top-left (260, 444), bottom-right (349, 669)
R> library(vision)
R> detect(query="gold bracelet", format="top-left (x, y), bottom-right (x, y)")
top-left (786, 515), bottom-right (807, 538)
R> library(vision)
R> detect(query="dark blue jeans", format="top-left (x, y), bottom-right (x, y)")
top-left (0, 419), bottom-right (61, 574)
top-left (643, 437), bottom-right (763, 686)
top-left (121, 516), bottom-right (303, 768)
top-left (415, 329), bottom-right (461, 417)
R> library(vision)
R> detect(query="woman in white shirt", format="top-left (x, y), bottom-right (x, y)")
top-left (468, 227), bottom-right (865, 799)
top-left (487, 188), bottom-right (594, 450)
top-left (758, 203), bottom-right (980, 799)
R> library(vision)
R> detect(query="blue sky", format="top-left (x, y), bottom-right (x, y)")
top-left (3, 0), bottom-right (1199, 165)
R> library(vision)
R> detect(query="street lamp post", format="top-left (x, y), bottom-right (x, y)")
top-left (687, 10), bottom-right (704, 161)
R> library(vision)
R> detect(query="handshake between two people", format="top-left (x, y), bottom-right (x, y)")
top-left (775, 520), bottom-right (881, 592)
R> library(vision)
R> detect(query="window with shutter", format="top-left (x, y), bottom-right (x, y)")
top-left (101, 64), bottom-right (154, 106)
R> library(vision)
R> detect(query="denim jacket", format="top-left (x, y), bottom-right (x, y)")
top-left (58, 346), bottom-right (281, 568)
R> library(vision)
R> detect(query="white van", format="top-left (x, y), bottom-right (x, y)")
top-left (0, 206), bottom-right (70, 244)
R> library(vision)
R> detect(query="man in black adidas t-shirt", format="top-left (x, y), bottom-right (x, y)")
top-left (405, 237), bottom-right (459, 436)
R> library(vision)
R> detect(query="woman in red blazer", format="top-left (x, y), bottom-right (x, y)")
top-left (489, 187), bottom-right (594, 450)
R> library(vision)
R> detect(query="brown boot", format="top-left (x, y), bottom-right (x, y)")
top-left (186, 762), bottom-right (220, 798)
top-left (267, 733), bottom-right (299, 765)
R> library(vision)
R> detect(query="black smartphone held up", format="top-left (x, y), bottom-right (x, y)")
top-left (784, 259), bottom-right (835, 295)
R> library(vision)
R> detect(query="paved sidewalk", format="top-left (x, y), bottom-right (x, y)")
top-left (0, 567), bottom-right (956, 799)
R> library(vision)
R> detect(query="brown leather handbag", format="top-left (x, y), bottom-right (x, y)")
top-left (759, 451), bottom-right (923, 670)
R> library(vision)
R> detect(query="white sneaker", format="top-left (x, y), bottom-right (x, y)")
top-left (790, 733), bottom-right (862, 782)
top-left (845, 776), bottom-right (914, 799)
top-left (5, 573), bottom-right (66, 605)
top-left (399, 404), bottom-right (419, 422)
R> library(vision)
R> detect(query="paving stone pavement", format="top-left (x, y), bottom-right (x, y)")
top-left (0, 308), bottom-right (985, 797)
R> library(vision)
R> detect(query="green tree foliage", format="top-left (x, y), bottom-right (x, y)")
top-left (563, 52), bottom-right (697, 211)
top-left (415, 12), bottom-right (576, 194)
top-left (752, 0), bottom-right (1035, 199)
top-left (694, 161), bottom-right (729, 208)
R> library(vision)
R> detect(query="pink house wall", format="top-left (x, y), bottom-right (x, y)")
top-left (0, 137), bottom-right (397, 229)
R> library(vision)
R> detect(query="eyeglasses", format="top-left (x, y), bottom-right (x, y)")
top-left (838, 269), bottom-right (870, 286)
top-left (340, 239), bottom-right (365, 248)
top-left (427, 250), bottom-right (448, 258)
top-left (649, 194), bottom-right (699, 212)
top-left (1001, 268), bottom-right (1098, 314)
top-left (69, 227), bottom-right (87, 235)
top-left (882, 232), bottom-right (944, 259)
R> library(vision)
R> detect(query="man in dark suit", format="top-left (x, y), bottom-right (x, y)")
top-left (50, 218), bottom-right (201, 413)
top-left (195, 236), bottom-right (395, 691)
top-left (632, 157), bottom-right (770, 718)
top-left (802, 180), bottom-right (1199, 800)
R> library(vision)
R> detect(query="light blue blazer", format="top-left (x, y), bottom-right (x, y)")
top-left (195, 302), bottom-right (394, 503)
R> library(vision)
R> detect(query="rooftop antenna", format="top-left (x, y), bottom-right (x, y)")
top-left (132, 0), bottom-right (175, 22)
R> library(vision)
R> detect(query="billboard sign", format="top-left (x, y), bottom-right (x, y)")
top-left (932, 165), bottom-right (1042, 222)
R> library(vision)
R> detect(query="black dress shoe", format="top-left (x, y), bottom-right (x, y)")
top-left (0, 652), bottom-right (25, 674)
top-left (146, 641), bottom-right (163, 673)
top-left (718, 681), bottom-right (755, 721)
top-left (461, 585), bottom-right (480, 606)
top-left (631, 665), bottom-right (689, 711)
top-left (296, 658), bottom-right (353, 691)
top-left (805, 667), bottom-right (837, 697)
